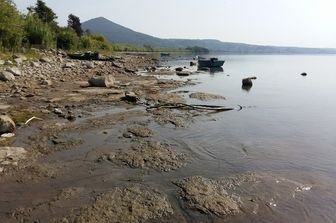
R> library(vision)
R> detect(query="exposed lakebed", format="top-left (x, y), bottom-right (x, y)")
top-left (1, 53), bottom-right (336, 222)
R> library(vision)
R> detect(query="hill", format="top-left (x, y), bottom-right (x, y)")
top-left (82, 17), bottom-right (336, 54)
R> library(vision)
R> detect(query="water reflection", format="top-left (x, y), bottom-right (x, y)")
top-left (197, 67), bottom-right (224, 74)
top-left (242, 84), bottom-right (253, 92)
top-left (210, 67), bottom-right (224, 74)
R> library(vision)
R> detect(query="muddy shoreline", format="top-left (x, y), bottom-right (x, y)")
top-left (0, 51), bottom-right (316, 222)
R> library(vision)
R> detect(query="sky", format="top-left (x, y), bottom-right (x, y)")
top-left (13, 0), bottom-right (336, 48)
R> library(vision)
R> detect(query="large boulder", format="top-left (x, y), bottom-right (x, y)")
top-left (0, 71), bottom-right (15, 81)
top-left (88, 75), bottom-right (115, 88)
top-left (6, 67), bottom-right (22, 76)
top-left (242, 78), bottom-right (253, 87)
top-left (0, 115), bottom-right (15, 134)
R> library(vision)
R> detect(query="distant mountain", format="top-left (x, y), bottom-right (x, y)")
top-left (82, 17), bottom-right (336, 54)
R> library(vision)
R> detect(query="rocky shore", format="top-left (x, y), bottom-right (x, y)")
top-left (0, 51), bottom-right (313, 222)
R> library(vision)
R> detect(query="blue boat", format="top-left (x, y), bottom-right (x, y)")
top-left (198, 57), bottom-right (225, 68)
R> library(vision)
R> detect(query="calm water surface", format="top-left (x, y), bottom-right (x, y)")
top-left (157, 54), bottom-right (336, 222)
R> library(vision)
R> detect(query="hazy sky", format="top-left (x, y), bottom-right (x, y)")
top-left (13, 0), bottom-right (336, 48)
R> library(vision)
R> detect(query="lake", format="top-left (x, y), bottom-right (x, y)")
top-left (156, 54), bottom-right (336, 222)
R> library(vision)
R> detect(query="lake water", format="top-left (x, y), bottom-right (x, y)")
top-left (156, 54), bottom-right (336, 222)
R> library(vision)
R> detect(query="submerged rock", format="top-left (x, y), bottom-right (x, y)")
top-left (68, 186), bottom-right (173, 223)
top-left (189, 92), bottom-right (226, 101)
top-left (88, 75), bottom-right (115, 88)
top-left (174, 176), bottom-right (240, 216)
top-left (0, 115), bottom-right (15, 134)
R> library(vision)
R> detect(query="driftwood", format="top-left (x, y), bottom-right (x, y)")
top-left (147, 103), bottom-right (234, 112)
top-left (24, 116), bottom-right (43, 125)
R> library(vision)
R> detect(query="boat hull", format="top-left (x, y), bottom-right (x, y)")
top-left (198, 60), bottom-right (225, 68)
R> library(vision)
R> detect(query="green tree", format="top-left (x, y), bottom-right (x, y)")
top-left (56, 28), bottom-right (78, 50)
top-left (28, 0), bottom-right (58, 29)
top-left (23, 14), bottom-right (56, 48)
top-left (68, 14), bottom-right (83, 37)
top-left (0, 0), bottom-right (24, 50)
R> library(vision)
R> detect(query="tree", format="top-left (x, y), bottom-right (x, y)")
top-left (24, 14), bottom-right (56, 48)
top-left (68, 14), bottom-right (83, 37)
top-left (56, 27), bottom-right (78, 50)
top-left (28, 0), bottom-right (57, 28)
top-left (0, 0), bottom-right (24, 50)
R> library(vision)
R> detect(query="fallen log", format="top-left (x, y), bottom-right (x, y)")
top-left (147, 103), bottom-right (234, 112)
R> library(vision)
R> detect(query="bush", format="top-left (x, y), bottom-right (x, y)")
top-left (24, 15), bottom-right (56, 48)
top-left (78, 34), bottom-right (111, 51)
top-left (0, 0), bottom-right (24, 50)
top-left (56, 28), bottom-right (78, 50)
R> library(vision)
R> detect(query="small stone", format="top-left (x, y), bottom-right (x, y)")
top-left (31, 61), bottom-right (40, 67)
top-left (301, 72), bottom-right (307, 76)
top-left (0, 60), bottom-right (5, 65)
top-left (122, 91), bottom-right (138, 103)
top-left (1, 133), bottom-right (15, 138)
top-left (13, 54), bottom-right (27, 61)
top-left (84, 61), bottom-right (94, 69)
top-left (40, 57), bottom-right (52, 63)
top-left (62, 62), bottom-right (75, 68)
top-left (53, 108), bottom-right (63, 115)
top-left (0, 71), bottom-right (15, 81)
top-left (41, 79), bottom-right (52, 86)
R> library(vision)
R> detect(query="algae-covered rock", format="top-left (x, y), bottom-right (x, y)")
top-left (189, 92), bottom-right (226, 101)
top-left (70, 186), bottom-right (173, 223)
top-left (174, 176), bottom-right (240, 216)
top-left (108, 140), bottom-right (186, 172)
top-left (127, 126), bottom-right (153, 138)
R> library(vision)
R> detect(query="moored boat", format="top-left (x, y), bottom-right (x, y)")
top-left (197, 57), bottom-right (225, 68)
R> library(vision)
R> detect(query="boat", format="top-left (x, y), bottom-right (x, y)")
top-left (160, 53), bottom-right (170, 57)
top-left (197, 57), bottom-right (225, 68)
top-left (68, 51), bottom-right (99, 60)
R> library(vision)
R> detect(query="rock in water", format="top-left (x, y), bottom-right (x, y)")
top-left (176, 71), bottom-right (191, 76)
top-left (0, 71), bottom-right (15, 81)
top-left (242, 78), bottom-right (253, 87)
top-left (88, 75), bottom-right (115, 88)
top-left (6, 67), bottom-right (22, 76)
top-left (0, 115), bottom-right (15, 134)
